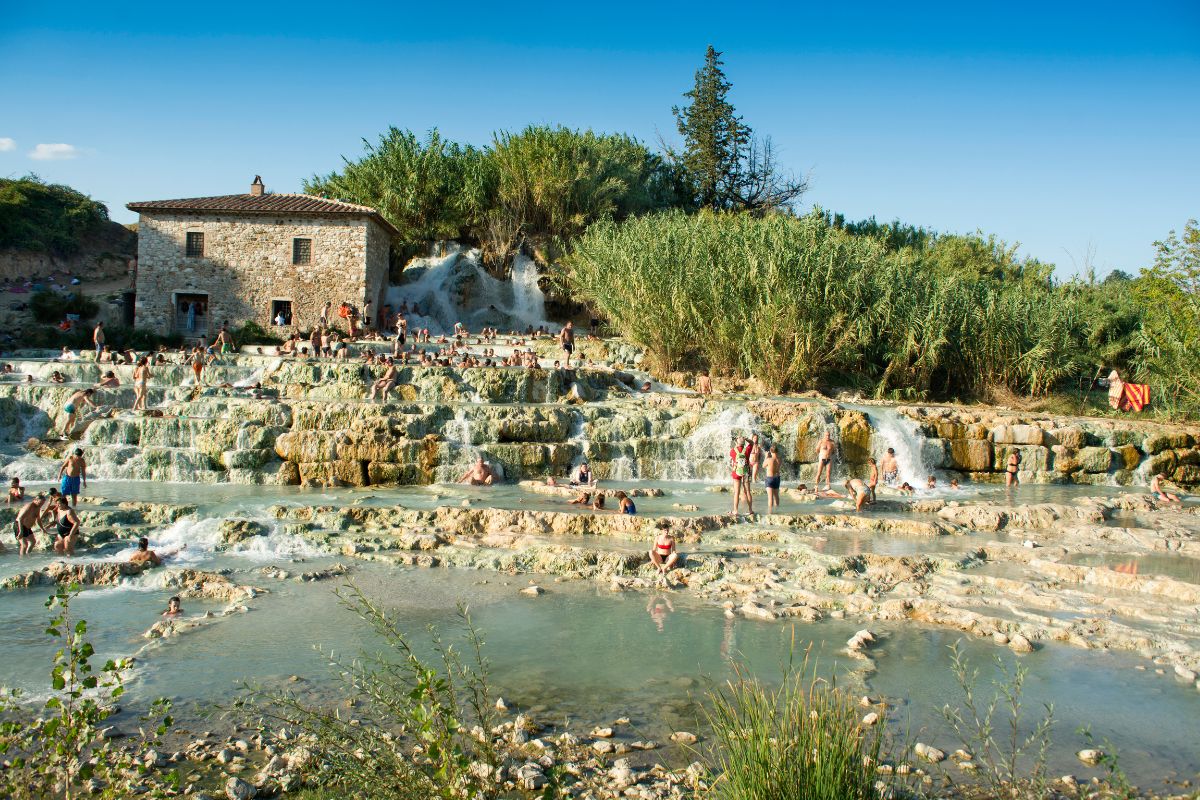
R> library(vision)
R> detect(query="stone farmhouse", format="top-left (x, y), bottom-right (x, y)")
top-left (127, 177), bottom-right (396, 337)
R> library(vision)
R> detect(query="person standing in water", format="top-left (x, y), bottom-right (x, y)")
top-left (52, 496), bottom-right (81, 555)
top-left (729, 435), bottom-right (754, 516)
top-left (1006, 449), bottom-right (1021, 488)
top-left (559, 321), bottom-right (575, 368)
top-left (93, 321), bottom-right (106, 359)
top-left (763, 444), bottom-right (782, 513)
top-left (132, 355), bottom-right (152, 411)
top-left (815, 431), bottom-right (835, 491)
top-left (58, 448), bottom-right (87, 507)
top-left (12, 494), bottom-right (46, 556)
top-left (879, 448), bottom-right (899, 485)
top-left (867, 457), bottom-right (879, 503)
top-left (748, 434), bottom-right (763, 482)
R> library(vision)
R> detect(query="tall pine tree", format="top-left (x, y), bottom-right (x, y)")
top-left (672, 46), bottom-right (748, 211)
top-left (672, 46), bottom-right (806, 213)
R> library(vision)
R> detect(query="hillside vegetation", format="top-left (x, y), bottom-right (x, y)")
top-left (0, 175), bottom-right (112, 256)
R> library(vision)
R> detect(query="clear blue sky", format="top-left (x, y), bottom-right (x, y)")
top-left (2, 0), bottom-right (1197, 275)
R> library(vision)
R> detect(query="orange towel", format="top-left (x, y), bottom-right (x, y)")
top-left (1120, 383), bottom-right (1150, 412)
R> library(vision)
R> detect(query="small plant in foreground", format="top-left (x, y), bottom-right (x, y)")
top-left (940, 640), bottom-right (1054, 798)
top-left (237, 583), bottom-right (502, 799)
top-left (702, 651), bottom-right (888, 800)
top-left (0, 582), bottom-right (176, 800)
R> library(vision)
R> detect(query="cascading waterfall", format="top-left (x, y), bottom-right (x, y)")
top-left (387, 243), bottom-right (551, 335)
top-left (862, 406), bottom-right (934, 485)
top-left (662, 407), bottom-right (761, 481)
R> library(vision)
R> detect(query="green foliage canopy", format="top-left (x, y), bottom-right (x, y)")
top-left (0, 175), bottom-right (109, 255)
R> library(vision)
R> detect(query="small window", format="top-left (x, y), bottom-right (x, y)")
top-left (185, 232), bottom-right (205, 258)
top-left (271, 300), bottom-right (293, 326)
top-left (292, 238), bottom-right (312, 265)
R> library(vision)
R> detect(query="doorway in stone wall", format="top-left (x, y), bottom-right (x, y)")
top-left (174, 292), bottom-right (209, 338)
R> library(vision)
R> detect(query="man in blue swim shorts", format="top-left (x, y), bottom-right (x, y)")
top-left (58, 447), bottom-right (88, 507)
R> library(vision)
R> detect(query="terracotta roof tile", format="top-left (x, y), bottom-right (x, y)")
top-left (126, 193), bottom-right (398, 236)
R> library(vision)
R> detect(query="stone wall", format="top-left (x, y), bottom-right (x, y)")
top-left (133, 212), bottom-right (390, 336)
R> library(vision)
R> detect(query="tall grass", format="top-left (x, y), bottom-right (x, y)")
top-left (567, 209), bottom-right (1124, 399)
top-left (703, 657), bottom-right (886, 800)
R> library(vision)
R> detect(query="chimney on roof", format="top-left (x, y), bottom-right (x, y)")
top-left (250, 176), bottom-right (265, 197)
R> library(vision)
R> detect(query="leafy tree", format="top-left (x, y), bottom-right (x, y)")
top-left (670, 46), bottom-right (805, 212)
top-left (1134, 219), bottom-right (1200, 408)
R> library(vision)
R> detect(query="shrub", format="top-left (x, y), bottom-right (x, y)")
top-left (232, 320), bottom-right (282, 346)
top-left (0, 583), bottom-right (177, 799)
top-left (237, 584), bottom-right (501, 799)
top-left (703, 654), bottom-right (887, 800)
top-left (29, 289), bottom-right (100, 324)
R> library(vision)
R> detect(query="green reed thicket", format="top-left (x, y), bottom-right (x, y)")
top-left (703, 657), bottom-right (889, 800)
top-left (567, 209), bottom-right (1143, 401)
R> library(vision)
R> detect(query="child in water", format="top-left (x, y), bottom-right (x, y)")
top-left (7, 477), bottom-right (24, 504)
top-left (162, 596), bottom-right (183, 618)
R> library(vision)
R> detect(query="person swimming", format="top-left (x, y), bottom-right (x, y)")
top-left (162, 596), bottom-right (183, 618)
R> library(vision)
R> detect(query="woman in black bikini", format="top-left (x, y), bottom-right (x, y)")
top-left (53, 497), bottom-right (80, 556)
top-left (1006, 449), bottom-right (1021, 488)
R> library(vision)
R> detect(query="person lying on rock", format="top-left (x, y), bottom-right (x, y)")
top-left (650, 530), bottom-right (679, 575)
top-left (1151, 473), bottom-right (1182, 503)
top-left (844, 478), bottom-right (872, 512)
top-left (569, 491), bottom-right (591, 506)
top-left (459, 456), bottom-right (497, 486)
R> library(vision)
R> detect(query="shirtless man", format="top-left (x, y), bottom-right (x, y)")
top-left (130, 536), bottom-right (163, 566)
top-left (866, 457), bottom-right (879, 503)
top-left (763, 444), bottom-right (782, 513)
top-left (559, 321), bottom-right (575, 368)
top-left (1151, 473), bottom-right (1181, 503)
top-left (650, 530), bottom-right (679, 577)
top-left (58, 448), bottom-right (87, 507)
top-left (369, 357), bottom-right (397, 402)
top-left (93, 322), bottom-right (106, 359)
top-left (60, 388), bottom-right (96, 438)
top-left (815, 431), bottom-right (835, 490)
top-left (215, 324), bottom-right (235, 355)
top-left (844, 478), bottom-right (871, 512)
top-left (95, 370), bottom-right (120, 388)
top-left (697, 372), bottom-right (712, 395)
top-left (13, 494), bottom-right (46, 555)
top-left (880, 448), bottom-right (899, 485)
top-left (459, 456), bottom-right (497, 486)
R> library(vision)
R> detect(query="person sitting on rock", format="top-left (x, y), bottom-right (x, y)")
top-left (573, 462), bottom-right (594, 486)
top-left (162, 596), bottom-right (183, 617)
top-left (1151, 473), bottom-right (1182, 503)
top-left (591, 492), bottom-right (606, 511)
top-left (616, 491), bottom-right (637, 515)
top-left (369, 357), bottom-right (397, 402)
top-left (650, 531), bottom-right (679, 575)
top-left (459, 456), bottom-right (497, 486)
top-left (844, 478), bottom-right (871, 512)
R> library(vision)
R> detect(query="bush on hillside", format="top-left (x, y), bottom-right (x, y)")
top-left (0, 175), bottom-right (109, 256)
top-left (29, 289), bottom-right (100, 323)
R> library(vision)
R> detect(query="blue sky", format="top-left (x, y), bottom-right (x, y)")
top-left (2, 0), bottom-right (1197, 275)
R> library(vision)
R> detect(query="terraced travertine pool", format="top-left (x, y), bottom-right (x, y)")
top-left (1, 346), bottom-right (1199, 791)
